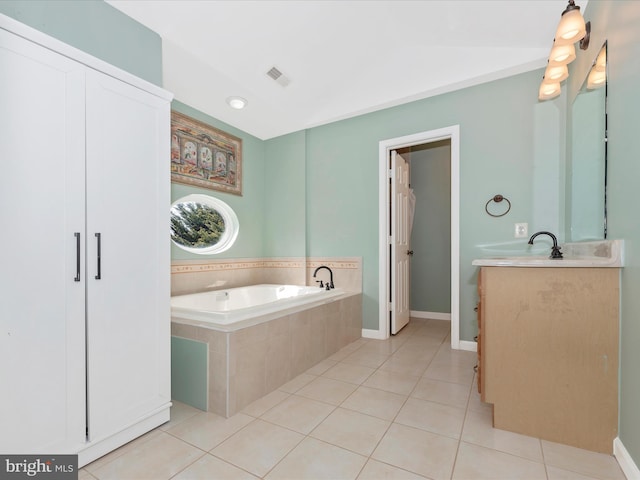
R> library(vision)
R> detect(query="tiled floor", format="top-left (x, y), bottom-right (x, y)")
top-left (80, 318), bottom-right (625, 480)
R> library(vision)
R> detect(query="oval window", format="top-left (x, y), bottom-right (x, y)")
top-left (170, 194), bottom-right (239, 254)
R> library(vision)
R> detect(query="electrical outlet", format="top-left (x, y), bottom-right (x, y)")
top-left (515, 223), bottom-right (528, 238)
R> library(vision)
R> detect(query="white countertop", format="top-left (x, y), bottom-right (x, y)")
top-left (472, 239), bottom-right (624, 268)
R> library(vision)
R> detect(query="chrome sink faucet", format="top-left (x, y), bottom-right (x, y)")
top-left (313, 266), bottom-right (334, 290)
top-left (528, 231), bottom-right (563, 259)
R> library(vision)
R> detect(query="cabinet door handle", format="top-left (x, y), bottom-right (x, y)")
top-left (74, 232), bottom-right (81, 282)
top-left (95, 233), bottom-right (101, 280)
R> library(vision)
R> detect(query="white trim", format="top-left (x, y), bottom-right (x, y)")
top-left (379, 125), bottom-right (461, 348)
top-left (362, 328), bottom-right (387, 340)
top-left (458, 340), bottom-right (478, 353)
top-left (614, 437), bottom-right (640, 479)
top-left (410, 311), bottom-right (451, 321)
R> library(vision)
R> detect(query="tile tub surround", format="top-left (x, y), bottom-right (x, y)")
top-left (171, 257), bottom-right (362, 296)
top-left (171, 292), bottom-right (362, 417)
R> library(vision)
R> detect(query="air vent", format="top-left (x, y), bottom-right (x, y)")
top-left (266, 66), bottom-right (291, 87)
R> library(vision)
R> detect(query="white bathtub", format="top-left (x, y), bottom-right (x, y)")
top-left (171, 284), bottom-right (346, 331)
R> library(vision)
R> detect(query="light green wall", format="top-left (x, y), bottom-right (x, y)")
top-left (304, 69), bottom-right (558, 334)
top-left (409, 142), bottom-right (451, 313)
top-left (170, 101), bottom-right (266, 260)
top-left (0, 0), bottom-right (162, 85)
top-left (263, 131), bottom-right (306, 257)
top-left (576, 0), bottom-right (640, 467)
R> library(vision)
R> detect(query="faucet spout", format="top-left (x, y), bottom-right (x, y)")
top-left (528, 231), bottom-right (563, 259)
top-left (313, 265), bottom-right (334, 289)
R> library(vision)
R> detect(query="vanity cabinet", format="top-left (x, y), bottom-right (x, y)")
top-left (0, 16), bottom-right (172, 465)
top-left (478, 266), bottom-right (619, 454)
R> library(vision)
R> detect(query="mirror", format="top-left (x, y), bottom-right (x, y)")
top-left (569, 42), bottom-right (608, 240)
top-left (170, 194), bottom-right (239, 254)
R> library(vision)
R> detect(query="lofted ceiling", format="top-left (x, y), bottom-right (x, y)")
top-left (106, 0), bottom-right (587, 140)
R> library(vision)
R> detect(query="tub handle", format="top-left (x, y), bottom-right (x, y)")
top-left (95, 233), bottom-right (101, 280)
top-left (74, 232), bottom-right (81, 282)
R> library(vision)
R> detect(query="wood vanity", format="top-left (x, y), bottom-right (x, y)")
top-left (474, 245), bottom-right (622, 454)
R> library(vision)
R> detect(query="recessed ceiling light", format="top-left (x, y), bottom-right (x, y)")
top-left (226, 96), bottom-right (247, 110)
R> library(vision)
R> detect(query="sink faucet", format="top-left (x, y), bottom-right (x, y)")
top-left (313, 265), bottom-right (334, 289)
top-left (528, 231), bottom-right (563, 259)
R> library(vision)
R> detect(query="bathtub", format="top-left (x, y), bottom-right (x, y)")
top-left (170, 284), bottom-right (362, 416)
top-left (171, 284), bottom-right (346, 331)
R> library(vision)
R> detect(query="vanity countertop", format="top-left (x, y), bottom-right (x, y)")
top-left (472, 239), bottom-right (624, 268)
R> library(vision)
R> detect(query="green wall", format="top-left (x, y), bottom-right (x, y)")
top-left (409, 142), bottom-right (452, 314)
top-left (576, 0), bottom-right (640, 467)
top-left (170, 101), bottom-right (266, 260)
top-left (303, 69), bottom-right (558, 334)
top-left (0, 0), bottom-right (162, 85)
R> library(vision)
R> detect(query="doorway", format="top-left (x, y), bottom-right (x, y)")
top-left (377, 125), bottom-right (461, 348)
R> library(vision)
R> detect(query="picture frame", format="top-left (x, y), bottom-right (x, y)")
top-left (170, 111), bottom-right (242, 196)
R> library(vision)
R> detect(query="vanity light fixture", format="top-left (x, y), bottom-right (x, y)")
top-left (587, 68), bottom-right (606, 89)
top-left (538, 1), bottom-right (590, 101)
top-left (226, 96), bottom-right (248, 110)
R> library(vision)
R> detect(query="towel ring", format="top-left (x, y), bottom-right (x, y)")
top-left (485, 194), bottom-right (511, 217)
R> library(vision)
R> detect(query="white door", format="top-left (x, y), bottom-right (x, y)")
top-left (85, 70), bottom-right (171, 442)
top-left (0, 28), bottom-right (87, 452)
top-left (390, 151), bottom-right (411, 334)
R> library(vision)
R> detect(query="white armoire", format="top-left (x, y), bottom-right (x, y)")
top-left (0, 15), bottom-right (172, 466)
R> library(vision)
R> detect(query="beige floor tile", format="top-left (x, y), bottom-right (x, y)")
top-left (296, 376), bottom-right (358, 405)
top-left (357, 338), bottom-right (404, 355)
top-left (467, 380), bottom-right (493, 415)
top-left (342, 348), bottom-right (390, 369)
top-left (166, 411), bottom-right (254, 451)
top-left (546, 465), bottom-right (604, 480)
top-left (277, 372), bottom-right (316, 393)
top-left (379, 355), bottom-right (432, 377)
top-left (422, 359), bottom-right (475, 385)
top-left (322, 362), bottom-right (376, 384)
top-left (211, 419), bottom-right (304, 478)
top-left (395, 397), bottom-right (466, 439)
top-left (173, 454), bottom-right (258, 479)
top-left (452, 442), bottom-right (547, 480)
top-left (261, 394), bottom-right (335, 434)
top-left (241, 389), bottom-right (290, 417)
top-left (78, 470), bottom-right (98, 480)
top-left (89, 431), bottom-right (204, 480)
top-left (357, 459), bottom-right (429, 479)
top-left (306, 358), bottom-right (338, 375)
top-left (310, 407), bottom-right (390, 456)
top-left (461, 409), bottom-right (544, 462)
top-left (341, 385), bottom-right (407, 421)
top-left (372, 423), bottom-right (458, 480)
top-left (363, 369), bottom-right (420, 396)
top-left (159, 400), bottom-right (203, 431)
top-left (265, 437), bottom-right (367, 480)
top-left (541, 440), bottom-right (625, 479)
top-left (411, 377), bottom-right (471, 409)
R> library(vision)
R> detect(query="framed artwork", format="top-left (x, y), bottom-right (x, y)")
top-left (170, 111), bottom-right (242, 195)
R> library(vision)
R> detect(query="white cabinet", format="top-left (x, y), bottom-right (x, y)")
top-left (0, 15), bottom-right (172, 466)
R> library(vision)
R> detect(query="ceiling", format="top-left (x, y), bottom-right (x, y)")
top-left (106, 0), bottom-right (586, 140)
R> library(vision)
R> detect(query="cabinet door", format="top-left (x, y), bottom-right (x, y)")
top-left (85, 70), bottom-right (170, 441)
top-left (0, 28), bottom-right (86, 452)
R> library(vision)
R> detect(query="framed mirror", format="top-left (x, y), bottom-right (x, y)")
top-left (170, 194), bottom-right (239, 254)
top-left (569, 42), bottom-right (607, 240)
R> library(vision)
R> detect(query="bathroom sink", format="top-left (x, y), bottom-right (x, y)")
top-left (472, 240), bottom-right (624, 268)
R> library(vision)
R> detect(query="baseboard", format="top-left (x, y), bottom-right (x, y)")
top-left (410, 310), bottom-right (451, 321)
top-left (614, 437), bottom-right (640, 479)
top-left (362, 328), bottom-right (386, 340)
top-left (458, 340), bottom-right (478, 352)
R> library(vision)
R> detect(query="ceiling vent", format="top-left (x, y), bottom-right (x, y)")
top-left (266, 66), bottom-right (291, 87)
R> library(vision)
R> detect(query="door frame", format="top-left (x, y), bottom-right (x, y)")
top-left (377, 125), bottom-right (461, 348)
